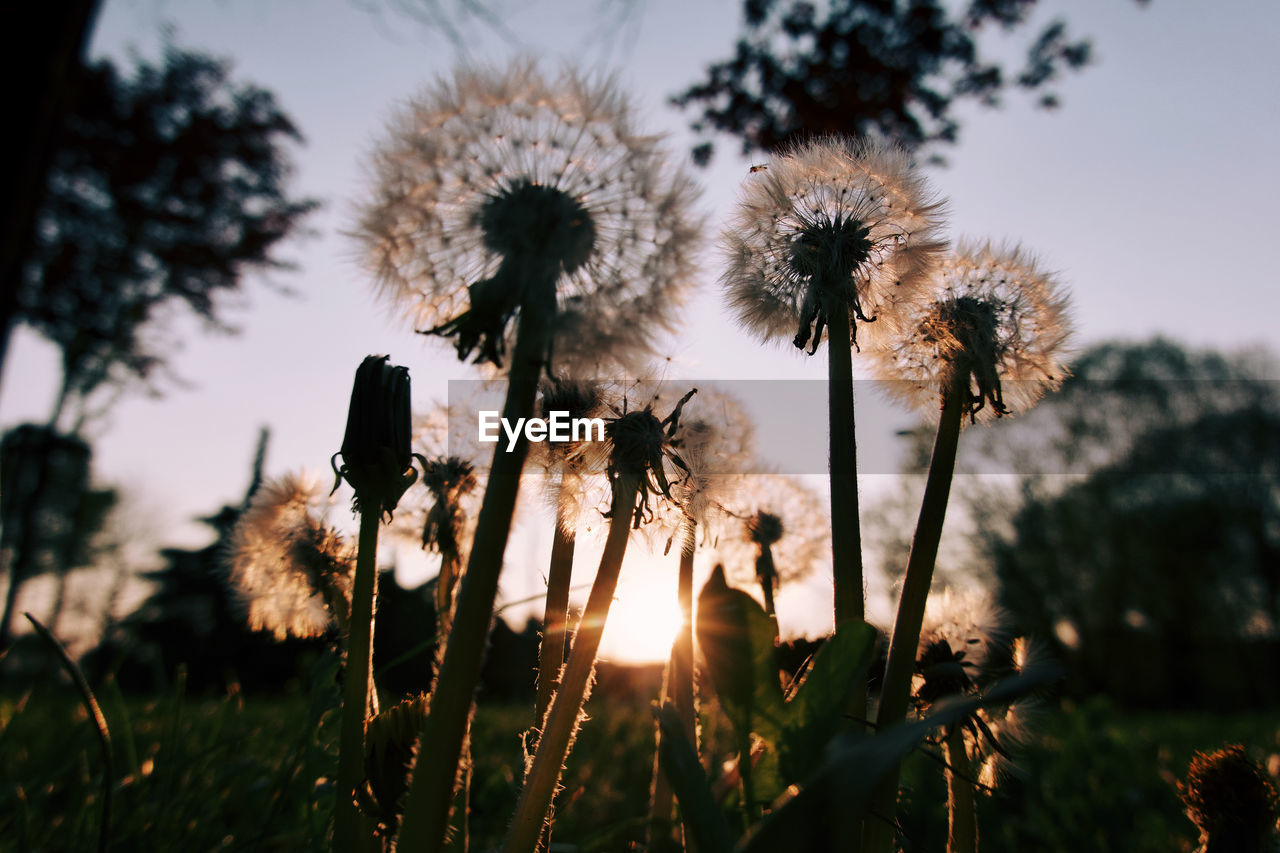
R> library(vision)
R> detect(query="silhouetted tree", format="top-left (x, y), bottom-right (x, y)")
top-left (0, 425), bottom-right (115, 649)
top-left (673, 0), bottom-right (1106, 165)
top-left (975, 340), bottom-right (1280, 708)
top-left (16, 45), bottom-right (318, 427)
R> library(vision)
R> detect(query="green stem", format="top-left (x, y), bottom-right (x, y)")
top-left (397, 276), bottom-right (555, 853)
top-left (535, 480), bottom-right (578, 733)
top-left (864, 376), bottom-right (966, 853)
top-left (502, 476), bottom-right (641, 853)
top-left (333, 507), bottom-right (381, 852)
top-left (944, 724), bottom-right (977, 853)
top-left (647, 648), bottom-right (678, 851)
top-left (24, 613), bottom-right (112, 853)
top-left (674, 520), bottom-right (697, 751)
top-left (826, 297), bottom-right (864, 629)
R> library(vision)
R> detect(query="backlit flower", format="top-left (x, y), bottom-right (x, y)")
top-left (228, 472), bottom-right (354, 641)
top-left (875, 240), bottom-right (1073, 423)
top-left (357, 60), bottom-right (702, 376)
top-left (721, 137), bottom-right (947, 354)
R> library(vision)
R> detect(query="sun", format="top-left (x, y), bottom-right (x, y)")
top-left (596, 554), bottom-right (686, 665)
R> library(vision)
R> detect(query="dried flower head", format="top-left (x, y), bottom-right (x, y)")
top-left (875, 240), bottom-right (1073, 423)
top-left (357, 59), bottom-right (703, 376)
top-left (721, 137), bottom-right (947, 354)
top-left (571, 385), bottom-right (698, 528)
top-left (228, 473), bottom-right (354, 641)
top-left (1179, 744), bottom-right (1280, 853)
top-left (668, 388), bottom-right (756, 532)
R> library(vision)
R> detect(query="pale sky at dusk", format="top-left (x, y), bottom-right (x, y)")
top-left (3, 0), bottom-right (1278, 658)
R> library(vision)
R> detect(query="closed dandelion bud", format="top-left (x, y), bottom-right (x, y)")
top-left (333, 355), bottom-right (419, 516)
top-left (358, 693), bottom-right (432, 839)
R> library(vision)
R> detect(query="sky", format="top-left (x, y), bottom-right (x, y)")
top-left (3, 0), bottom-right (1279, 660)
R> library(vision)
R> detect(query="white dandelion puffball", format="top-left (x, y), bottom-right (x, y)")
top-left (874, 240), bottom-right (1074, 423)
top-left (721, 137), bottom-right (947, 354)
top-left (228, 473), bottom-right (353, 641)
top-left (357, 59), bottom-right (703, 377)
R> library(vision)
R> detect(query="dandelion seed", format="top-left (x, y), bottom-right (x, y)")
top-left (227, 473), bottom-right (353, 641)
top-left (356, 60), bottom-right (703, 377)
top-left (875, 240), bottom-right (1074, 423)
top-left (721, 137), bottom-right (947, 354)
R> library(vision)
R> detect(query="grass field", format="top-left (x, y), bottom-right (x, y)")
top-left (3, 667), bottom-right (1277, 852)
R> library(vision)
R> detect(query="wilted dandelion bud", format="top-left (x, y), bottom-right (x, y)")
top-left (1179, 744), bottom-right (1280, 853)
top-left (358, 693), bottom-right (431, 840)
top-left (721, 137), bottom-right (947, 354)
top-left (332, 355), bottom-right (420, 517)
top-left (876, 241), bottom-right (1073, 423)
top-left (595, 388), bottom-right (697, 527)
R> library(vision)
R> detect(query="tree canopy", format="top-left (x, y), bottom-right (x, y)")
top-left (673, 0), bottom-right (1100, 165)
top-left (18, 46), bottom-right (318, 421)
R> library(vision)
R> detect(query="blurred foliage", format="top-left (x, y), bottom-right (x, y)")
top-left (672, 0), bottom-right (1105, 165)
top-left (4, 685), bottom-right (1274, 852)
top-left (0, 424), bottom-right (115, 649)
top-left (17, 43), bottom-right (317, 419)
top-left (967, 339), bottom-right (1280, 708)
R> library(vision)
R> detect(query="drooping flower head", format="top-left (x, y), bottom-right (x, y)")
top-left (357, 60), bottom-right (703, 376)
top-left (721, 137), bottom-right (947, 354)
top-left (714, 474), bottom-right (829, 596)
top-left (1179, 744), bottom-right (1280, 853)
top-left (913, 588), bottom-right (1005, 708)
top-left (875, 241), bottom-right (1074, 423)
top-left (228, 472), bottom-right (354, 641)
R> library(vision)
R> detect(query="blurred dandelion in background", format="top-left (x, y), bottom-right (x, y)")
top-left (874, 240), bottom-right (1074, 422)
top-left (714, 474), bottom-right (829, 620)
top-left (227, 472), bottom-right (354, 641)
top-left (356, 59), bottom-right (703, 376)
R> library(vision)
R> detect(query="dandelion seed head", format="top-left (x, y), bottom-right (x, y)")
top-left (357, 59), bottom-right (703, 376)
top-left (1179, 744), bottom-right (1280, 847)
top-left (875, 240), bottom-right (1074, 423)
top-left (720, 137), bottom-right (947, 354)
top-left (714, 475), bottom-right (829, 591)
top-left (228, 472), bottom-right (353, 641)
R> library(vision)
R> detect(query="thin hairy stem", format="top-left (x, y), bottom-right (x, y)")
top-left (397, 269), bottom-right (556, 853)
top-left (502, 476), bottom-right (641, 853)
top-left (864, 374), bottom-right (966, 853)
top-left (944, 724), bottom-right (978, 853)
top-left (674, 519), bottom-right (698, 750)
top-left (25, 613), bottom-right (113, 853)
top-left (333, 507), bottom-right (381, 852)
top-left (535, 483), bottom-right (578, 733)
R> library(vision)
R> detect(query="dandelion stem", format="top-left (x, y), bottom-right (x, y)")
top-left (647, 646), bottom-right (679, 851)
top-left (502, 475), bottom-right (642, 853)
top-left (333, 506), bottom-right (381, 852)
top-left (535, 482), bottom-right (578, 733)
top-left (864, 374), bottom-right (966, 853)
top-left (826, 296), bottom-right (864, 628)
top-left (24, 613), bottom-right (112, 853)
top-left (398, 272), bottom-right (557, 853)
top-left (944, 723), bottom-right (978, 853)
top-left (674, 519), bottom-right (698, 751)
